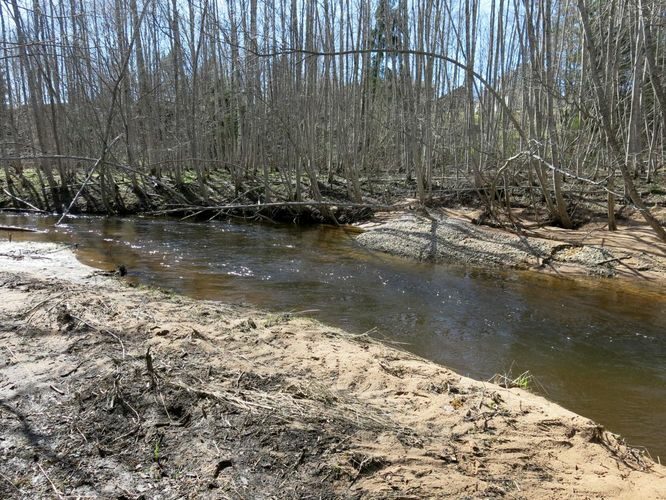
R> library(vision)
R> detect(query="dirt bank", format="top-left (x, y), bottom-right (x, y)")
top-left (1, 242), bottom-right (665, 498)
top-left (356, 207), bottom-right (666, 285)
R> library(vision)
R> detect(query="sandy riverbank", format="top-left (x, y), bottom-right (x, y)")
top-left (1, 241), bottom-right (665, 498)
top-left (356, 206), bottom-right (666, 285)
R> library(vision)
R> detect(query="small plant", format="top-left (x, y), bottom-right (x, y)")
top-left (511, 371), bottom-right (532, 390)
top-left (153, 435), bottom-right (163, 463)
top-left (264, 312), bottom-right (291, 328)
top-left (264, 312), bottom-right (293, 328)
top-left (490, 366), bottom-right (534, 390)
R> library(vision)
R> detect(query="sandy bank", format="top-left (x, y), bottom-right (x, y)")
top-left (356, 209), bottom-right (666, 284)
top-left (1, 242), bottom-right (665, 498)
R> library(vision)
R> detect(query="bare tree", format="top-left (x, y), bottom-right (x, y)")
top-left (0, 0), bottom-right (664, 237)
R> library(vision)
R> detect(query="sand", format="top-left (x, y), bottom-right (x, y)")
top-left (1, 241), bottom-right (665, 498)
top-left (356, 207), bottom-right (666, 285)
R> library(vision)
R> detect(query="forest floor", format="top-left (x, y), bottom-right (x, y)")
top-left (357, 203), bottom-right (666, 288)
top-left (1, 241), bottom-right (666, 499)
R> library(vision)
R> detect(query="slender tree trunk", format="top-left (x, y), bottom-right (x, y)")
top-left (577, 0), bottom-right (666, 242)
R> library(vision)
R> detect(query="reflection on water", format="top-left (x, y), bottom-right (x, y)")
top-left (2, 213), bottom-right (665, 459)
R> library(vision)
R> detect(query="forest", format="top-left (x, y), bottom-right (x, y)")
top-left (2, 1), bottom-right (666, 497)
top-left (0, 0), bottom-right (664, 238)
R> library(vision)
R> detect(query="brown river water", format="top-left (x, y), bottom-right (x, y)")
top-left (2, 213), bottom-right (665, 460)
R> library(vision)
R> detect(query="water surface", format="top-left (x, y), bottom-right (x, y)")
top-left (2, 213), bottom-right (665, 459)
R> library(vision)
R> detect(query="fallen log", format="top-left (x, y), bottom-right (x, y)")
top-left (0, 225), bottom-right (40, 232)
top-left (148, 201), bottom-right (395, 215)
top-left (147, 200), bottom-right (394, 224)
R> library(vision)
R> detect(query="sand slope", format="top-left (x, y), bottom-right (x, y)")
top-left (357, 209), bottom-right (666, 284)
top-left (1, 242), bottom-right (664, 498)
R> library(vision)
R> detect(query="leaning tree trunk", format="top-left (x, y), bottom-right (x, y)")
top-left (577, 0), bottom-right (666, 242)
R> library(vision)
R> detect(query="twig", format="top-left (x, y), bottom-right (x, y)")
top-left (49, 384), bottom-right (66, 395)
top-left (71, 314), bottom-right (126, 358)
top-left (145, 346), bottom-right (158, 389)
top-left (3, 345), bottom-right (17, 361)
top-left (44, 243), bottom-right (79, 254)
top-left (36, 463), bottom-right (64, 500)
top-left (596, 255), bottom-right (631, 266)
top-left (60, 360), bottom-right (85, 378)
top-left (20, 293), bottom-right (65, 320)
top-left (75, 426), bottom-right (88, 444)
top-left (0, 470), bottom-right (21, 495)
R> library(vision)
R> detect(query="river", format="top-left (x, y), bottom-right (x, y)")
top-left (2, 213), bottom-right (665, 460)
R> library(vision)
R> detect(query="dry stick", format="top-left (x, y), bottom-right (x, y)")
top-left (36, 463), bottom-right (64, 500)
top-left (71, 314), bottom-right (126, 358)
top-left (59, 360), bottom-right (84, 378)
top-left (49, 384), bottom-right (65, 395)
top-left (201, 185), bottom-right (277, 222)
top-left (2, 188), bottom-right (46, 212)
top-left (44, 243), bottom-right (79, 254)
top-left (0, 470), bottom-right (21, 495)
top-left (145, 347), bottom-right (158, 389)
top-left (526, 151), bottom-right (621, 193)
top-left (596, 255), bottom-right (632, 266)
top-left (20, 292), bottom-right (65, 321)
top-left (55, 134), bottom-right (122, 226)
top-left (3, 345), bottom-right (17, 361)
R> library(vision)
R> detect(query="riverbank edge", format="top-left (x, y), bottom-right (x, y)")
top-left (355, 208), bottom-right (666, 289)
top-left (3, 198), bottom-right (666, 289)
top-left (1, 241), bottom-right (665, 498)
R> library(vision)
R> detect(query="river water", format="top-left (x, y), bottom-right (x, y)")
top-left (2, 213), bottom-right (665, 459)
